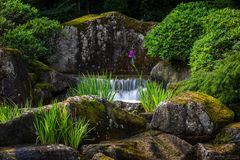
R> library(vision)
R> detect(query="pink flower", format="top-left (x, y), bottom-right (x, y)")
top-left (128, 50), bottom-right (136, 58)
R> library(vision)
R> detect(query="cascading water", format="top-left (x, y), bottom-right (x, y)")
top-left (110, 78), bottom-right (147, 102)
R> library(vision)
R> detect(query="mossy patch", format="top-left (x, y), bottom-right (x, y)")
top-left (64, 11), bottom-right (154, 33)
top-left (171, 92), bottom-right (234, 124)
top-left (34, 83), bottom-right (53, 93)
top-left (1, 48), bottom-right (22, 55)
top-left (111, 107), bottom-right (146, 129)
top-left (67, 96), bottom-right (106, 125)
top-left (26, 59), bottom-right (52, 74)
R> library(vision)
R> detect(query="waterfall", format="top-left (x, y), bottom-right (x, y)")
top-left (110, 78), bottom-right (147, 102)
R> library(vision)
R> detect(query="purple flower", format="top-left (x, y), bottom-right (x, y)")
top-left (128, 50), bottom-right (136, 58)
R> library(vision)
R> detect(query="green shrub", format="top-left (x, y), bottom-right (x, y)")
top-left (175, 50), bottom-right (240, 104)
top-left (2, 17), bottom-right (61, 60)
top-left (190, 8), bottom-right (240, 73)
top-left (139, 81), bottom-right (172, 112)
top-left (190, 8), bottom-right (240, 74)
top-left (0, 0), bottom-right (38, 24)
top-left (68, 74), bottom-right (116, 102)
top-left (34, 103), bottom-right (89, 149)
top-left (144, 2), bottom-right (213, 62)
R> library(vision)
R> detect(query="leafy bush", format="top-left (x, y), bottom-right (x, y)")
top-left (34, 103), bottom-right (89, 149)
top-left (175, 50), bottom-right (240, 104)
top-left (68, 74), bottom-right (116, 102)
top-left (190, 8), bottom-right (240, 73)
top-left (0, 0), bottom-right (38, 24)
top-left (139, 81), bottom-right (172, 112)
top-left (2, 17), bottom-right (61, 60)
top-left (144, 2), bottom-right (213, 62)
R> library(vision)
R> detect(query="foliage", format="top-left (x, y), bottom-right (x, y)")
top-left (0, 102), bottom-right (30, 123)
top-left (34, 103), bottom-right (89, 149)
top-left (68, 74), bottom-right (116, 102)
top-left (190, 8), bottom-right (240, 73)
top-left (0, 0), bottom-right (38, 24)
top-left (139, 81), bottom-right (172, 112)
top-left (175, 50), bottom-right (240, 104)
top-left (104, 0), bottom-right (128, 13)
top-left (2, 17), bottom-right (61, 60)
top-left (144, 2), bottom-right (213, 62)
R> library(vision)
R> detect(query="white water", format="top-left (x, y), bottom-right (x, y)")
top-left (110, 78), bottom-right (147, 102)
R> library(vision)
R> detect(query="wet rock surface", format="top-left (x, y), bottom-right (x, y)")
top-left (150, 92), bottom-right (234, 143)
top-left (49, 12), bottom-right (156, 74)
top-left (0, 144), bottom-right (81, 160)
top-left (81, 131), bottom-right (193, 160)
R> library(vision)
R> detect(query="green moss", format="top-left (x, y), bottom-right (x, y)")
top-left (1, 48), bottom-right (22, 55)
top-left (26, 59), bottom-right (52, 74)
top-left (67, 96), bottom-right (106, 125)
top-left (227, 122), bottom-right (240, 129)
top-left (34, 83), bottom-right (53, 92)
top-left (64, 11), bottom-right (154, 33)
top-left (111, 107), bottom-right (146, 128)
top-left (171, 92), bottom-right (234, 123)
top-left (214, 130), bottom-right (232, 144)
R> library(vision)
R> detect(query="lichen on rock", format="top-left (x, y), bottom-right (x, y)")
top-left (49, 12), bottom-right (156, 74)
top-left (151, 91), bottom-right (234, 143)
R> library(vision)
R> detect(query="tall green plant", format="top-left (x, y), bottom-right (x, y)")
top-left (68, 73), bottom-right (116, 102)
top-left (139, 81), bottom-right (172, 112)
top-left (34, 103), bottom-right (89, 149)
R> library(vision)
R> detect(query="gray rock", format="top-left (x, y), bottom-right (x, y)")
top-left (150, 92), bottom-right (234, 143)
top-left (91, 153), bottom-right (115, 160)
top-left (49, 12), bottom-right (156, 74)
top-left (113, 101), bottom-right (145, 114)
top-left (81, 131), bottom-right (194, 160)
top-left (214, 122), bottom-right (240, 145)
top-left (0, 112), bottom-right (36, 147)
top-left (195, 143), bottom-right (240, 160)
top-left (0, 96), bottom-right (146, 146)
top-left (150, 60), bottom-right (190, 85)
top-left (0, 48), bottom-right (30, 105)
top-left (0, 144), bottom-right (80, 160)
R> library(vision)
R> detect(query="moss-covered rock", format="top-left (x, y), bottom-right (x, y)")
top-left (151, 92), bottom-right (234, 143)
top-left (195, 143), bottom-right (240, 160)
top-left (66, 96), bottom-right (146, 142)
top-left (0, 144), bottom-right (81, 160)
top-left (214, 122), bottom-right (240, 144)
top-left (49, 12), bottom-right (157, 74)
top-left (81, 131), bottom-right (193, 160)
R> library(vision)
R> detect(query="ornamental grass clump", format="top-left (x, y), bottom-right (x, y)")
top-left (34, 103), bottom-right (89, 149)
top-left (139, 81), bottom-right (172, 112)
top-left (68, 73), bottom-right (116, 102)
top-left (0, 101), bottom-right (30, 123)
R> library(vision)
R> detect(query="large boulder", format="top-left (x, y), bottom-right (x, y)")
top-left (0, 96), bottom-right (146, 146)
top-left (26, 60), bottom-right (78, 104)
top-left (66, 96), bottom-right (146, 142)
top-left (49, 12), bottom-right (156, 74)
top-left (214, 122), bottom-right (240, 145)
top-left (0, 48), bottom-right (30, 104)
top-left (81, 131), bottom-right (194, 160)
top-left (0, 144), bottom-right (81, 160)
top-left (195, 143), bottom-right (240, 160)
top-left (0, 112), bottom-right (36, 147)
top-left (151, 92), bottom-right (234, 143)
top-left (150, 60), bottom-right (190, 85)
